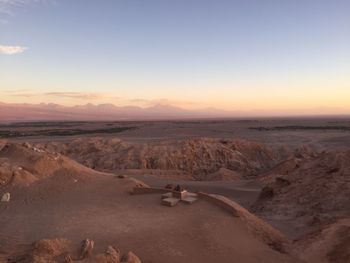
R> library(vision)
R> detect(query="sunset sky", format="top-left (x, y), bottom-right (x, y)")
top-left (1, 0), bottom-right (349, 115)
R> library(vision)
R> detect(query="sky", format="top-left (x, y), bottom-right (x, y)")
top-left (0, 0), bottom-right (349, 115)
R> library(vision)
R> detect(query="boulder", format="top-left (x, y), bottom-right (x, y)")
top-left (121, 251), bottom-right (141, 263)
top-left (33, 239), bottom-right (70, 257)
top-left (94, 246), bottom-right (121, 263)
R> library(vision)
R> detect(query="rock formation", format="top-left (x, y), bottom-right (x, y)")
top-left (44, 137), bottom-right (284, 179)
top-left (80, 239), bottom-right (95, 259)
top-left (253, 150), bottom-right (350, 221)
top-left (6, 239), bottom-right (140, 263)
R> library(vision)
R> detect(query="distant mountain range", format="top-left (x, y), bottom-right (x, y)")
top-left (0, 102), bottom-right (237, 121)
top-left (0, 102), bottom-right (348, 121)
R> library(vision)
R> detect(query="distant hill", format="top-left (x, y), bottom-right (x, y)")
top-left (0, 101), bottom-right (235, 121)
top-left (1, 101), bottom-right (349, 121)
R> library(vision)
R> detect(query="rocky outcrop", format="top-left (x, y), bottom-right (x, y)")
top-left (79, 239), bottom-right (94, 259)
top-left (253, 150), bottom-right (350, 223)
top-left (33, 239), bottom-right (71, 260)
top-left (44, 138), bottom-right (283, 179)
top-left (93, 246), bottom-right (121, 263)
top-left (7, 239), bottom-right (141, 263)
top-left (293, 218), bottom-right (350, 263)
top-left (6, 238), bottom-right (72, 263)
top-left (0, 142), bottom-right (103, 189)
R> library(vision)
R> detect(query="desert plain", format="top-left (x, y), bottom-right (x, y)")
top-left (0, 118), bottom-right (349, 263)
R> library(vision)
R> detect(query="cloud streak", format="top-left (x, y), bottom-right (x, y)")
top-left (0, 44), bottom-right (27, 55)
top-left (5, 90), bottom-right (119, 101)
top-left (2, 90), bottom-right (200, 109)
top-left (128, 98), bottom-right (202, 108)
top-left (45, 92), bottom-right (111, 100)
top-left (0, 0), bottom-right (54, 28)
top-left (0, 0), bottom-right (50, 14)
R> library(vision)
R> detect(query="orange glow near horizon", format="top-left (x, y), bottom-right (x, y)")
top-left (1, 82), bottom-right (349, 116)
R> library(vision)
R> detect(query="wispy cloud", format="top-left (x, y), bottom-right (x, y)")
top-left (11, 92), bottom-right (36, 97)
top-left (3, 88), bottom-right (29, 93)
top-left (0, 44), bottom-right (27, 55)
top-left (45, 92), bottom-right (112, 100)
top-left (2, 90), bottom-right (199, 109)
top-left (2, 89), bottom-right (36, 97)
top-left (5, 90), bottom-right (119, 100)
top-left (128, 98), bottom-right (201, 108)
top-left (0, 0), bottom-right (51, 15)
top-left (0, 0), bottom-right (54, 26)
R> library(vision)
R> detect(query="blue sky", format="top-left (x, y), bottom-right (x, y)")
top-left (0, 0), bottom-right (349, 113)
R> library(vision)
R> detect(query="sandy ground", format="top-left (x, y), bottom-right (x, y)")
top-left (6, 118), bottom-right (350, 150)
top-left (1, 118), bottom-right (349, 262)
top-left (117, 173), bottom-right (306, 240)
top-left (0, 174), bottom-right (298, 263)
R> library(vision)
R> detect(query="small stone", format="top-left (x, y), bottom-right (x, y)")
top-left (1, 192), bottom-right (10, 202)
top-left (22, 142), bottom-right (31, 148)
top-left (64, 255), bottom-right (73, 263)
